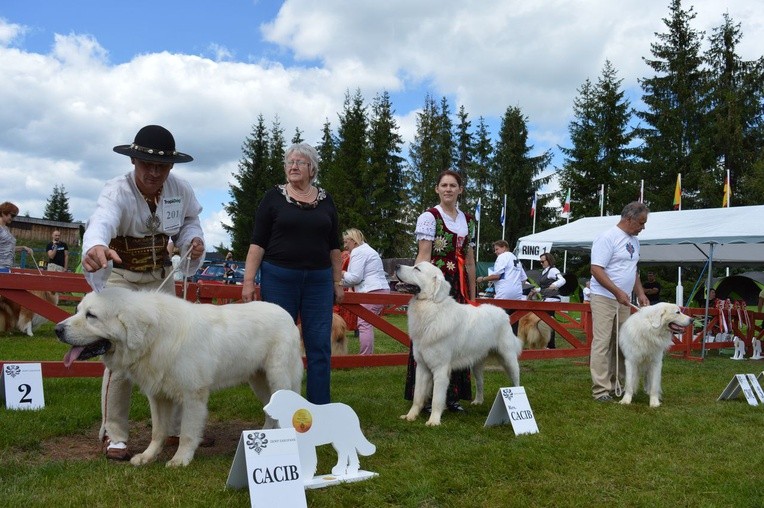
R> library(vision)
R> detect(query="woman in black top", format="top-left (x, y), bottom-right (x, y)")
top-left (242, 143), bottom-right (344, 405)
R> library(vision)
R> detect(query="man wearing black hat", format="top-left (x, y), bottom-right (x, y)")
top-left (82, 125), bottom-right (206, 461)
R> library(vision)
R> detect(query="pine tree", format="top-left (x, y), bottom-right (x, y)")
top-left (705, 12), bottom-right (764, 206)
top-left (291, 127), bottom-right (304, 144)
top-left (407, 94), bottom-right (442, 217)
top-left (323, 89), bottom-right (368, 236)
top-left (435, 96), bottom-right (455, 173)
top-left (493, 106), bottom-right (552, 249)
top-left (559, 61), bottom-right (636, 218)
top-left (268, 117), bottom-right (287, 182)
top-left (316, 119), bottom-right (336, 178)
top-left (43, 184), bottom-right (74, 222)
top-left (366, 91), bottom-right (405, 257)
top-left (223, 115), bottom-right (276, 257)
top-left (636, 0), bottom-right (710, 210)
top-left (454, 105), bottom-right (474, 200)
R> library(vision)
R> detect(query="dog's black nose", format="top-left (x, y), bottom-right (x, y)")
top-left (54, 323), bottom-right (66, 341)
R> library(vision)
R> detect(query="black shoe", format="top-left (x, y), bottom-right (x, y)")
top-left (447, 401), bottom-right (465, 412)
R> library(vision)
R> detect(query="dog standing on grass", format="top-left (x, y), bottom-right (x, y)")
top-left (396, 262), bottom-right (522, 426)
top-left (618, 302), bottom-right (692, 407)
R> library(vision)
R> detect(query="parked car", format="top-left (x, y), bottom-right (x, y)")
top-left (193, 263), bottom-right (245, 284)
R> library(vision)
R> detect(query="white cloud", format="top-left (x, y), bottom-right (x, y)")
top-left (0, 0), bottom-right (763, 250)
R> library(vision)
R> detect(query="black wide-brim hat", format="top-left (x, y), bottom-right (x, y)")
top-left (113, 125), bottom-right (193, 163)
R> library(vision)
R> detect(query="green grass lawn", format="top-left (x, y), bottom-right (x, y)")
top-left (2, 319), bottom-right (764, 507)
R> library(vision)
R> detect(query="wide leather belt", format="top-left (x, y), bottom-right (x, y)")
top-left (109, 234), bottom-right (170, 272)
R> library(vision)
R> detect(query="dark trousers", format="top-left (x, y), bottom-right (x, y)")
top-left (260, 261), bottom-right (332, 404)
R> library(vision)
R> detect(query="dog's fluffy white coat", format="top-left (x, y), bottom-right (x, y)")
top-left (618, 302), bottom-right (692, 407)
top-left (56, 287), bottom-right (303, 467)
top-left (396, 262), bottom-right (522, 425)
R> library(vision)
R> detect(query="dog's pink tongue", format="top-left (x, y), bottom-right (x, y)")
top-left (63, 347), bottom-right (85, 368)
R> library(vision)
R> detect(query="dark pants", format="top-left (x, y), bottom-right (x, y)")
top-left (260, 261), bottom-right (333, 404)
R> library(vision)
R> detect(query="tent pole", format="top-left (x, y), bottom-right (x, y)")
top-left (701, 244), bottom-right (715, 359)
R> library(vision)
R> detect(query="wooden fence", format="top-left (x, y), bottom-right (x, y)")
top-left (2, 270), bottom-right (763, 377)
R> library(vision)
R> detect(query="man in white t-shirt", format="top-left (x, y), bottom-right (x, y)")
top-left (589, 201), bottom-right (650, 402)
top-left (477, 240), bottom-right (527, 333)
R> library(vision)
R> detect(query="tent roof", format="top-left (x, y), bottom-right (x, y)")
top-left (517, 205), bottom-right (764, 264)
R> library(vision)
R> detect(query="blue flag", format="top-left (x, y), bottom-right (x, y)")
top-left (475, 198), bottom-right (481, 222)
top-left (500, 205), bottom-right (505, 227)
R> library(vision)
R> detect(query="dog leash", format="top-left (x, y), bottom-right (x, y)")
top-left (154, 247), bottom-right (193, 298)
top-left (26, 251), bottom-right (44, 275)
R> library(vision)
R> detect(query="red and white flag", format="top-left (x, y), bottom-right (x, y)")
top-left (562, 189), bottom-right (571, 216)
top-left (530, 192), bottom-right (536, 217)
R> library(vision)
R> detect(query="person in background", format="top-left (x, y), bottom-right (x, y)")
top-left (706, 288), bottom-right (718, 309)
top-left (224, 251), bottom-right (236, 284)
top-left (341, 228), bottom-right (389, 354)
top-left (589, 201), bottom-right (650, 402)
top-left (477, 240), bottom-right (526, 334)
top-left (643, 271), bottom-right (662, 305)
top-left (82, 125), bottom-right (206, 460)
top-left (242, 142), bottom-right (343, 405)
top-left (582, 280), bottom-right (592, 303)
top-left (46, 230), bottom-right (69, 272)
top-left (0, 202), bottom-right (34, 272)
top-left (404, 169), bottom-right (475, 413)
top-left (758, 288), bottom-right (763, 314)
top-left (529, 252), bottom-right (566, 348)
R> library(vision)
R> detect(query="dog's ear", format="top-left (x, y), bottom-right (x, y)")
top-left (648, 304), bottom-right (668, 329)
top-left (118, 296), bottom-right (161, 351)
top-left (433, 277), bottom-right (451, 302)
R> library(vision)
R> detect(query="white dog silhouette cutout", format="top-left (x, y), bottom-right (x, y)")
top-left (263, 390), bottom-right (376, 480)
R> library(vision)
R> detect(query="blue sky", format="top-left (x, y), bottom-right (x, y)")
top-left (2, 0), bottom-right (762, 250)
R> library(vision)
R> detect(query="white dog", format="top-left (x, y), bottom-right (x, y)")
top-left (396, 262), bottom-right (522, 426)
top-left (618, 302), bottom-right (692, 407)
top-left (55, 287), bottom-right (303, 467)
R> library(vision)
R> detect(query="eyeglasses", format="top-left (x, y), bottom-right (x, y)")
top-left (540, 258), bottom-right (547, 263)
top-left (286, 160), bottom-right (310, 168)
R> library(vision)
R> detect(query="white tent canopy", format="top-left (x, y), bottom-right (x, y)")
top-left (516, 205), bottom-right (764, 265)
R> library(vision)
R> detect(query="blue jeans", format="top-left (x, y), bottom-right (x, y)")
top-left (260, 261), bottom-right (333, 404)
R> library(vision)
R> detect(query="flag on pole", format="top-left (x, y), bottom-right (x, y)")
top-left (475, 198), bottom-right (481, 222)
top-left (530, 192), bottom-right (536, 217)
top-left (562, 189), bottom-right (571, 216)
top-left (673, 174), bottom-right (681, 210)
top-left (722, 172), bottom-right (730, 208)
top-left (499, 204), bottom-right (505, 227)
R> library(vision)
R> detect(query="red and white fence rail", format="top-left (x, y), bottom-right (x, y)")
top-left (2, 270), bottom-right (763, 376)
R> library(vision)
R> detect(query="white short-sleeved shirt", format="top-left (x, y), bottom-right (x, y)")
top-left (492, 251), bottom-right (527, 300)
top-left (415, 205), bottom-right (472, 247)
top-left (590, 225), bottom-right (640, 299)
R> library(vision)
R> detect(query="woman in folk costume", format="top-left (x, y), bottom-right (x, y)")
top-left (404, 169), bottom-right (477, 412)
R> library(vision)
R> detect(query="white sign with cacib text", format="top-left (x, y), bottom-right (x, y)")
top-left (226, 428), bottom-right (306, 508)
top-left (2, 363), bottom-right (45, 410)
top-left (718, 374), bottom-right (762, 406)
top-left (484, 386), bottom-right (539, 435)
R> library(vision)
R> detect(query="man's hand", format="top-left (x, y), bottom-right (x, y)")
top-left (83, 245), bottom-right (122, 272)
top-left (189, 237), bottom-right (205, 260)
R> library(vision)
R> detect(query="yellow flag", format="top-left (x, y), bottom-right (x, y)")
top-left (722, 176), bottom-right (730, 207)
top-left (672, 174), bottom-right (681, 210)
